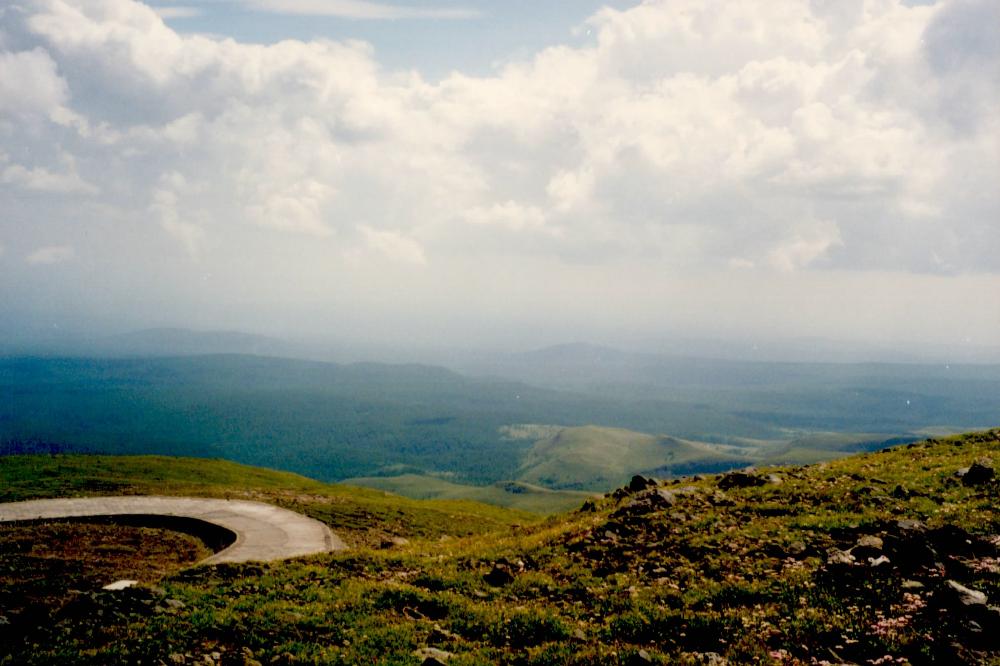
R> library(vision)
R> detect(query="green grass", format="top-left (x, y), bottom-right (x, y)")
top-left (516, 425), bottom-right (745, 490)
top-left (2, 429), bottom-right (999, 665)
top-left (342, 474), bottom-right (595, 514)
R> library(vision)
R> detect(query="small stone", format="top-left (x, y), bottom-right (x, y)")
top-left (380, 535), bottom-right (410, 548)
top-left (629, 649), bottom-right (653, 664)
top-left (165, 598), bottom-right (186, 610)
top-left (827, 549), bottom-right (856, 566)
top-left (169, 654), bottom-right (186, 665)
top-left (896, 519), bottom-right (927, 533)
top-left (414, 647), bottom-right (452, 665)
top-left (856, 535), bottom-right (884, 549)
top-left (901, 580), bottom-right (925, 590)
top-left (102, 580), bottom-right (138, 591)
top-left (787, 541), bottom-right (808, 558)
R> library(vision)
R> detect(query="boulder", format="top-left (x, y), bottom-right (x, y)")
top-left (961, 463), bottom-right (995, 487)
top-left (940, 580), bottom-right (988, 608)
top-left (628, 475), bottom-right (658, 492)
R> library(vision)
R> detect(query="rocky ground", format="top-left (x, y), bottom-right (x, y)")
top-left (1, 430), bottom-right (998, 665)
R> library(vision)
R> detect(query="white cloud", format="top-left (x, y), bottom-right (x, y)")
top-left (153, 6), bottom-right (202, 20)
top-left (0, 0), bottom-right (997, 347)
top-left (240, 0), bottom-right (480, 20)
top-left (25, 245), bottom-right (74, 265)
top-left (149, 173), bottom-right (206, 256)
top-left (1, 163), bottom-right (98, 195)
top-left (464, 201), bottom-right (548, 232)
top-left (359, 226), bottom-right (426, 265)
top-left (0, 48), bottom-right (69, 118)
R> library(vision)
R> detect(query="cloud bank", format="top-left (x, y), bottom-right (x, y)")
top-left (0, 0), bottom-right (998, 349)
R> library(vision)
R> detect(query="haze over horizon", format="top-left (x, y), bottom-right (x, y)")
top-left (2, 0), bottom-right (998, 357)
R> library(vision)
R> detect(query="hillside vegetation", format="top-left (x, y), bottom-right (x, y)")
top-left (2, 430), bottom-right (999, 664)
top-left (4, 354), bottom-right (998, 499)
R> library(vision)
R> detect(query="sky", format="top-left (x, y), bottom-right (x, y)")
top-left (1, 0), bottom-right (998, 357)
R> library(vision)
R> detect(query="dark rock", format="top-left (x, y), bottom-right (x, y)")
top-left (579, 500), bottom-right (597, 512)
top-left (484, 563), bottom-right (515, 586)
top-left (429, 624), bottom-right (459, 644)
top-left (628, 475), bottom-right (658, 492)
top-left (962, 462), bottom-right (995, 486)
top-left (717, 472), bottom-right (767, 490)
top-left (612, 488), bottom-right (631, 500)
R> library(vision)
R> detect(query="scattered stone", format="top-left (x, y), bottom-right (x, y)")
top-left (102, 580), bottom-right (138, 591)
top-left (165, 598), bottom-right (186, 610)
top-left (381, 536), bottom-right (410, 549)
top-left (766, 474), bottom-right (783, 485)
top-left (169, 654), bottom-right (185, 665)
top-left (901, 580), bottom-right (925, 590)
top-left (962, 463), bottom-right (995, 487)
top-left (579, 500), bottom-right (597, 512)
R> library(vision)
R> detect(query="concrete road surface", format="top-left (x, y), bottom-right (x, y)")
top-left (0, 496), bottom-right (347, 563)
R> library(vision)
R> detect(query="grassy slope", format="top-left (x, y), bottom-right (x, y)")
top-left (2, 430), bottom-right (999, 665)
top-left (342, 474), bottom-right (595, 514)
top-left (516, 425), bottom-right (745, 490)
top-left (0, 455), bottom-right (539, 548)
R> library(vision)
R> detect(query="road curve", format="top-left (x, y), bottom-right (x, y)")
top-left (0, 496), bottom-right (347, 563)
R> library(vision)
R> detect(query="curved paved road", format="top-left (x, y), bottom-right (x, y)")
top-left (0, 496), bottom-right (347, 563)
